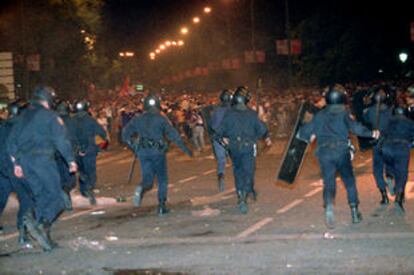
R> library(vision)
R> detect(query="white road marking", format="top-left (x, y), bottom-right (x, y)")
top-left (191, 188), bottom-right (236, 206)
top-left (356, 158), bottom-right (372, 168)
top-left (304, 187), bottom-right (323, 198)
top-left (276, 199), bottom-right (304, 214)
top-left (405, 181), bottom-right (414, 200)
top-left (310, 180), bottom-right (323, 187)
top-left (178, 176), bottom-right (198, 184)
top-left (237, 217), bottom-right (274, 238)
top-left (202, 169), bottom-right (216, 175)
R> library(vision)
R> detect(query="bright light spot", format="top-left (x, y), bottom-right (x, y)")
top-left (119, 52), bottom-right (125, 57)
top-left (178, 40), bottom-right (184, 46)
top-left (165, 41), bottom-right (172, 46)
top-left (172, 41), bottom-right (177, 46)
top-left (180, 27), bottom-right (189, 35)
top-left (399, 52), bottom-right (408, 63)
top-left (204, 6), bottom-right (212, 13)
top-left (160, 44), bottom-right (166, 50)
top-left (150, 55), bottom-right (155, 60)
top-left (155, 49), bottom-right (161, 53)
top-left (149, 99), bottom-right (156, 106)
top-left (80, 29), bottom-right (86, 34)
top-left (378, 69), bottom-right (384, 73)
top-left (193, 17), bottom-right (200, 24)
top-left (125, 51), bottom-right (134, 57)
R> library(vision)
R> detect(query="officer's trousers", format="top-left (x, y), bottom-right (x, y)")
top-left (138, 153), bottom-right (168, 202)
top-left (373, 145), bottom-right (387, 191)
top-left (318, 149), bottom-right (359, 206)
top-left (57, 155), bottom-right (76, 192)
top-left (0, 173), bottom-right (34, 229)
top-left (382, 143), bottom-right (410, 194)
top-left (21, 156), bottom-right (64, 224)
top-left (230, 149), bottom-right (255, 193)
top-left (77, 152), bottom-right (97, 195)
top-left (213, 140), bottom-right (227, 176)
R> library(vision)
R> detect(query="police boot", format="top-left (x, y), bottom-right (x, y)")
top-left (157, 200), bottom-right (170, 216)
top-left (379, 189), bottom-right (389, 206)
top-left (237, 190), bottom-right (248, 214)
top-left (350, 204), bottom-right (362, 224)
top-left (324, 204), bottom-right (335, 229)
top-left (250, 188), bottom-right (258, 202)
top-left (218, 173), bottom-right (225, 192)
top-left (42, 223), bottom-right (58, 249)
top-left (63, 190), bottom-right (73, 211)
top-left (84, 189), bottom-right (97, 206)
top-left (18, 226), bottom-right (30, 245)
top-left (394, 192), bottom-right (405, 214)
top-left (22, 213), bottom-right (53, 252)
top-left (133, 186), bottom-right (144, 207)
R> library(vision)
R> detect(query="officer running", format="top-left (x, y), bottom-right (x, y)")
top-left (215, 86), bottom-right (271, 214)
top-left (72, 100), bottom-right (108, 205)
top-left (122, 94), bottom-right (192, 216)
top-left (7, 86), bottom-right (77, 251)
top-left (362, 87), bottom-right (394, 205)
top-left (378, 107), bottom-right (414, 214)
top-left (210, 89), bottom-right (233, 192)
top-left (298, 84), bottom-right (380, 228)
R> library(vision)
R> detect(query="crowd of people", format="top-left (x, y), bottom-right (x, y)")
top-left (1, 79), bottom-right (414, 253)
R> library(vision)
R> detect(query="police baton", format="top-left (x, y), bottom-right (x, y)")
top-left (127, 156), bottom-right (137, 185)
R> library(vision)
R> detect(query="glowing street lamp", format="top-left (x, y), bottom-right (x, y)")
top-left (180, 27), bottom-right (189, 35)
top-left (177, 40), bottom-right (184, 46)
top-left (119, 52), bottom-right (125, 57)
top-left (203, 6), bottom-right (212, 13)
top-left (399, 52), bottom-right (408, 63)
top-left (125, 51), bottom-right (134, 57)
top-left (193, 17), bottom-right (200, 24)
top-left (172, 41), bottom-right (177, 46)
top-left (160, 44), bottom-right (166, 50)
top-left (165, 41), bottom-right (172, 47)
top-left (155, 49), bottom-right (161, 54)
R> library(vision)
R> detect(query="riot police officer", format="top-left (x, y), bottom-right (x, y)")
top-left (56, 101), bottom-right (77, 210)
top-left (210, 89), bottom-right (232, 192)
top-left (363, 88), bottom-right (393, 205)
top-left (298, 84), bottom-right (379, 228)
top-left (0, 101), bottom-right (34, 246)
top-left (379, 107), bottom-right (414, 214)
top-left (7, 86), bottom-right (77, 251)
top-left (215, 87), bottom-right (271, 214)
top-left (72, 100), bottom-right (107, 205)
top-left (122, 94), bottom-right (192, 216)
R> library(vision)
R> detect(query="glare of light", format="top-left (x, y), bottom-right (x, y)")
top-left (193, 17), bottom-right (200, 24)
top-left (150, 55), bottom-right (155, 60)
top-left (399, 52), bottom-right (408, 63)
top-left (119, 52), bottom-right (125, 57)
top-left (180, 27), bottom-right (189, 35)
top-left (80, 29), bottom-right (86, 34)
top-left (177, 40), bottom-right (184, 46)
top-left (149, 52), bottom-right (156, 57)
top-left (165, 41), bottom-right (172, 47)
top-left (125, 51), bottom-right (134, 57)
top-left (155, 49), bottom-right (161, 53)
top-left (172, 41), bottom-right (177, 46)
top-left (378, 69), bottom-right (384, 73)
top-left (203, 6), bottom-right (212, 13)
top-left (160, 44), bottom-right (166, 50)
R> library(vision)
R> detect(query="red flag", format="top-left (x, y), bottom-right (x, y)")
top-left (276, 40), bottom-right (302, 55)
top-left (290, 40), bottom-right (302, 55)
top-left (119, 76), bottom-right (130, 97)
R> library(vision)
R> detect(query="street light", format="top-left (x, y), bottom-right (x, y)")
top-left (155, 49), bottom-right (161, 54)
top-left (165, 41), bottom-right (172, 47)
top-left (204, 6), bottom-right (212, 13)
top-left (399, 52), bottom-right (408, 63)
top-left (172, 41), bottom-right (177, 46)
top-left (160, 44), bottom-right (166, 50)
top-left (180, 27), bottom-right (189, 35)
top-left (177, 40), bottom-right (184, 46)
top-left (193, 17), bottom-right (200, 24)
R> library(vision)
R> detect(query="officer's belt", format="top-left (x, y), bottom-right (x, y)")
top-left (137, 137), bottom-right (167, 151)
top-left (319, 140), bottom-right (348, 149)
top-left (232, 136), bottom-right (255, 147)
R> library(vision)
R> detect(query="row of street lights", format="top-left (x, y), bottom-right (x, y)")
top-left (148, 5), bottom-right (212, 60)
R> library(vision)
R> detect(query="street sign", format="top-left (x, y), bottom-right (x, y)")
top-left (136, 84), bottom-right (144, 91)
top-left (0, 52), bottom-right (15, 100)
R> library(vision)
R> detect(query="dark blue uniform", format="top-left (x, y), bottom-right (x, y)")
top-left (0, 118), bottom-right (34, 231)
top-left (122, 110), bottom-right (191, 204)
top-left (363, 104), bottom-right (393, 192)
top-left (215, 106), bottom-right (268, 197)
top-left (211, 104), bottom-right (231, 178)
top-left (7, 103), bottom-right (75, 225)
top-left (72, 111), bottom-right (107, 196)
top-left (299, 105), bottom-right (374, 207)
top-left (380, 115), bottom-right (414, 196)
top-left (57, 114), bottom-right (77, 192)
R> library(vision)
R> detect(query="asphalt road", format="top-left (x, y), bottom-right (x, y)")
top-left (1, 140), bottom-right (414, 274)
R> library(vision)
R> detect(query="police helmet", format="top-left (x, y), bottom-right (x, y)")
top-left (219, 89), bottom-right (232, 104)
top-left (74, 100), bottom-right (88, 112)
top-left (56, 101), bottom-right (70, 116)
top-left (7, 101), bottom-right (20, 118)
top-left (324, 84), bottom-right (347, 105)
top-left (232, 86), bottom-right (251, 105)
top-left (143, 94), bottom-right (161, 111)
top-left (32, 85), bottom-right (56, 107)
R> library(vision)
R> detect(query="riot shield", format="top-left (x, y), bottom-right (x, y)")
top-left (351, 89), bottom-right (374, 151)
top-left (200, 104), bottom-right (216, 142)
top-left (275, 101), bottom-right (312, 185)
